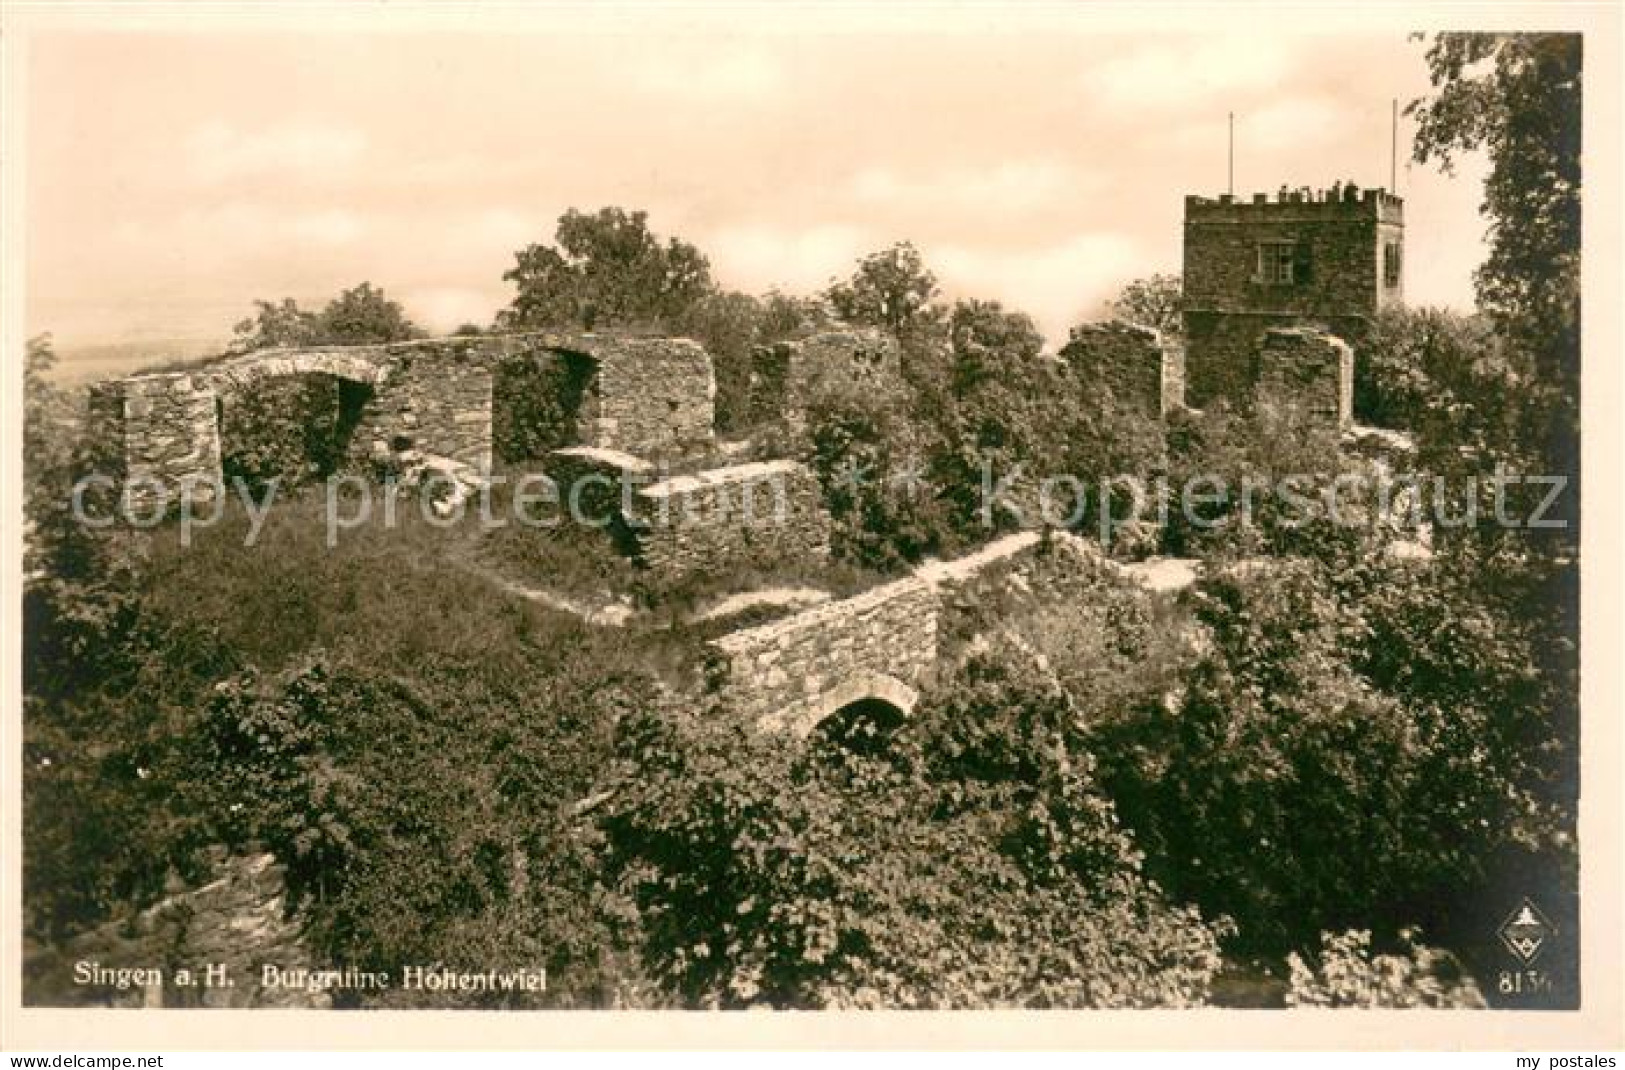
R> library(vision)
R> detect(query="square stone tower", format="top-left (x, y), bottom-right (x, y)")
top-left (1181, 183), bottom-right (1403, 410)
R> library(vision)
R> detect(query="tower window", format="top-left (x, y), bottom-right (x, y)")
top-left (1256, 241), bottom-right (1297, 285)
top-left (1384, 241), bottom-right (1402, 287)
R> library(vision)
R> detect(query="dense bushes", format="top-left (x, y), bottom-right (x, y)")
top-left (1086, 556), bottom-right (1558, 954)
top-left (218, 374), bottom-right (362, 491)
top-left (603, 650), bottom-right (1228, 1008)
top-left (196, 651), bottom-right (656, 1006)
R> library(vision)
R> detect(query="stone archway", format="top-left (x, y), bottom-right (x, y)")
top-left (790, 670), bottom-right (920, 739)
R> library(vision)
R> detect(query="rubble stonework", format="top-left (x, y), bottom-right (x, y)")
top-left (1257, 326), bottom-right (1354, 428)
top-left (91, 340), bottom-right (497, 511)
top-left (87, 373), bottom-right (224, 511)
top-left (705, 575), bottom-right (938, 735)
top-left (1059, 321), bottom-right (1183, 416)
top-left (748, 328), bottom-right (902, 427)
top-left (576, 337), bottom-right (715, 458)
top-left (22, 853), bottom-right (326, 1009)
top-left (1182, 185), bottom-right (1403, 409)
top-left (629, 459), bottom-right (830, 578)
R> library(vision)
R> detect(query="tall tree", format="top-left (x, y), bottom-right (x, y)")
top-left (826, 241), bottom-right (941, 334)
top-left (1408, 33), bottom-right (1581, 486)
top-left (499, 207), bottom-right (714, 332)
top-left (1107, 273), bottom-right (1183, 339)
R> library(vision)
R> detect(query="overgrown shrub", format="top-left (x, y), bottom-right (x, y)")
top-left (604, 648), bottom-right (1229, 1008)
top-left (491, 351), bottom-right (594, 463)
top-left (1286, 929), bottom-right (1486, 1008)
top-left (219, 375), bottom-right (354, 491)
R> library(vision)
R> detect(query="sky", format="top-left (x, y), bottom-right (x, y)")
top-left (23, 19), bottom-right (1492, 355)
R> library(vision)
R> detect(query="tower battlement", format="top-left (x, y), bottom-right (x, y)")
top-left (1181, 182), bottom-right (1404, 409)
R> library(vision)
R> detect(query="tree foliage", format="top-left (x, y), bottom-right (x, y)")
top-left (499, 207), bottom-right (713, 332)
top-left (230, 283), bottom-right (422, 352)
top-left (826, 241), bottom-right (941, 335)
top-left (1107, 273), bottom-right (1183, 339)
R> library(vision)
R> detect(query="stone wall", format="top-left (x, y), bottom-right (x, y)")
top-left (706, 576), bottom-right (938, 735)
top-left (23, 852), bottom-right (327, 1009)
top-left (1182, 186), bottom-right (1402, 409)
top-left (748, 328), bottom-right (902, 428)
top-left (1058, 321), bottom-right (1177, 416)
top-left (343, 345), bottom-right (493, 474)
top-left (577, 337), bottom-right (715, 459)
top-left (546, 446), bottom-right (653, 536)
top-left (629, 459), bottom-right (829, 580)
top-left (86, 372), bottom-right (223, 513)
top-left (1256, 327), bottom-right (1354, 427)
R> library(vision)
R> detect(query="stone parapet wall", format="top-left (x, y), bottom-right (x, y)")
top-left (1257, 326), bottom-right (1354, 428)
top-left (629, 459), bottom-right (829, 579)
top-left (706, 575), bottom-right (937, 734)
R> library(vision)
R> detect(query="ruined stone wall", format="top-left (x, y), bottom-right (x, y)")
top-left (345, 345), bottom-right (493, 474)
top-left (630, 459), bottom-right (829, 580)
top-left (23, 852), bottom-right (326, 1009)
top-left (86, 373), bottom-right (223, 512)
top-left (1058, 322), bottom-right (1174, 417)
top-left (577, 338), bottom-right (715, 459)
top-left (706, 576), bottom-right (937, 735)
top-left (748, 328), bottom-right (902, 428)
top-left (1256, 326), bottom-right (1354, 428)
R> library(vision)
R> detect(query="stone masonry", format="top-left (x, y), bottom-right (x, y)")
top-left (628, 459), bottom-right (829, 579)
top-left (1183, 184), bottom-right (1403, 409)
top-left (1256, 326), bottom-right (1354, 428)
top-left (86, 372), bottom-right (224, 511)
top-left (1059, 321), bottom-right (1184, 416)
top-left (706, 575), bottom-right (938, 736)
top-left (748, 328), bottom-right (902, 428)
top-left (575, 337), bottom-right (715, 459)
top-left (23, 852), bottom-right (327, 1009)
top-left (91, 340), bottom-right (494, 511)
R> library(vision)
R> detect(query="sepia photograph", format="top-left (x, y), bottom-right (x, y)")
top-left (1, 0), bottom-right (1620, 1053)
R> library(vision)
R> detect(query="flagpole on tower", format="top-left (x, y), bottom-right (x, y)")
top-left (1390, 98), bottom-right (1398, 191)
top-left (1228, 111), bottom-right (1235, 196)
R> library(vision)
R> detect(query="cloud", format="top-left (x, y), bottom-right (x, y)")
top-left (1082, 36), bottom-right (1294, 110)
top-left (849, 160), bottom-right (1083, 215)
top-left (705, 222), bottom-right (872, 294)
top-left (111, 203), bottom-right (365, 251)
top-left (928, 233), bottom-right (1142, 346)
top-left (407, 286), bottom-right (503, 332)
top-left (629, 49), bottom-right (786, 103)
top-left (1242, 96), bottom-right (1346, 149)
top-left (186, 121), bottom-right (366, 184)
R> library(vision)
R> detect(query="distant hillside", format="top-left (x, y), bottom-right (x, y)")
top-left (49, 337), bottom-right (228, 386)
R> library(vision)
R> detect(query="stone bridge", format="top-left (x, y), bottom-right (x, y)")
top-left (89, 331), bottom-right (716, 510)
top-left (704, 532), bottom-right (1047, 735)
top-left (704, 575), bottom-right (939, 736)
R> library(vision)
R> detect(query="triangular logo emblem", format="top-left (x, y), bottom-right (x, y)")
top-left (1498, 898), bottom-right (1554, 964)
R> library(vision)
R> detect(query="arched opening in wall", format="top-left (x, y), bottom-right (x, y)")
top-left (491, 348), bottom-right (596, 466)
top-left (218, 373), bottom-right (375, 493)
top-left (808, 696), bottom-right (908, 758)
